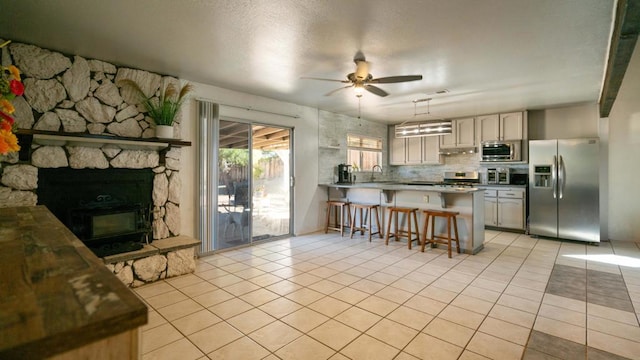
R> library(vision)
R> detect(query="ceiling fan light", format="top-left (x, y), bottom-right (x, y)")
top-left (353, 84), bottom-right (364, 97)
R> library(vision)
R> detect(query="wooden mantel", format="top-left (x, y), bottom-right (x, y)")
top-left (0, 206), bottom-right (148, 359)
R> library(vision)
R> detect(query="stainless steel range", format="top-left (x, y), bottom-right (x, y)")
top-left (437, 171), bottom-right (480, 188)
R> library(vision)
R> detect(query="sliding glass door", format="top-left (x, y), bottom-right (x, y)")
top-left (215, 120), bottom-right (292, 250)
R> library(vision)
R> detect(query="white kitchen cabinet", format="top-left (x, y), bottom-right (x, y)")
top-left (389, 126), bottom-right (442, 165)
top-left (477, 112), bottom-right (524, 142)
top-left (421, 136), bottom-right (442, 164)
top-left (483, 187), bottom-right (526, 230)
top-left (440, 117), bottom-right (475, 149)
top-left (499, 112), bottom-right (524, 141)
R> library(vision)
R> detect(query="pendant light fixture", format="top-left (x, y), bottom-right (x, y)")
top-left (394, 97), bottom-right (452, 138)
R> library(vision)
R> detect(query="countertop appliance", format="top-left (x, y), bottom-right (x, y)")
top-left (481, 140), bottom-right (521, 162)
top-left (487, 168), bottom-right (510, 184)
top-left (528, 139), bottom-right (600, 243)
top-left (337, 164), bottom-right (353, 184)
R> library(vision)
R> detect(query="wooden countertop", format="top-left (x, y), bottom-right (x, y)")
top-left (0, 206), bottom-right (148, 359)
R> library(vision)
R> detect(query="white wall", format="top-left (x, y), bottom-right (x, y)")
top-left (607, 44), bottom-right (640, 241)
top-left (179, 82), bottom-right (326, 239)
top-left (528, 102), bottom-right (600, 140)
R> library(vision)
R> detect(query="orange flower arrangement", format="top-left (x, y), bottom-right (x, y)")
top-left (0, 40), bottom-right (22, 155)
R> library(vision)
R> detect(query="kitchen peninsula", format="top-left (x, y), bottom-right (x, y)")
top-left (321, 182), bottom-right (485, 254)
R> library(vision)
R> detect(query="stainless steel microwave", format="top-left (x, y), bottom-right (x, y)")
top-left (481, 141), bottom-right (521, 162)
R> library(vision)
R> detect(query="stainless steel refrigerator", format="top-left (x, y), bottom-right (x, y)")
top-left (528, 139), bottom-right (600, 243)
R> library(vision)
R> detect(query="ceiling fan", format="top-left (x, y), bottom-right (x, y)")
top-left (302, 53), bottom-right (423, 97)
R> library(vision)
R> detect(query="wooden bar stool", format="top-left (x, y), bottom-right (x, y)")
top-left (325, 200), bottom-right (352, 236)
top-left (421, 209), bottom-right (461, 258)
top-left (385, 207), bottom-right (420, 249)
top-left (349, 203), bottom-right (383, 241)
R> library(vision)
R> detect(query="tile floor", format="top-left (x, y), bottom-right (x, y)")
top-left (135, 230), bottom-right (640, 359)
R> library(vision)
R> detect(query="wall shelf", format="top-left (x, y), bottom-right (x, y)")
top-left (15, 129), bottom-right (191, 164)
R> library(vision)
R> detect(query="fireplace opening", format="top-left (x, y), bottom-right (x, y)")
top-left (38, 168), bottom-right (153, 257)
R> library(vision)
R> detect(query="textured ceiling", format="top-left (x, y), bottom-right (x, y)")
top-left (0, 0), bottom-right (615, 123)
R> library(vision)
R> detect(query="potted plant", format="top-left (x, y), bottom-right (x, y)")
top-left (119, 79), bottom-right (193, 139)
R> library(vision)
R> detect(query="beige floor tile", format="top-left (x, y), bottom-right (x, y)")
top-left (208, 337), bottom-right (269, 360)
top-left (179, 281), bottom-right (219, 298)
top-left (142, 338), bottom-right (204, 360)
top-left (271, 266), bottom-right (303, 279)
top-left (156, 298), bottom-right (204, 321)
top-left (503, 284), bottom-right (544, 302)
top-left (265, 279), bottom-right (304, 296)
top-left (146, 290), bottom-right (189, 309)
top-left (450, 294), bottom-right (494, 315)
top-left (431, 278), bottom-right (468, 293)
top-left (587, 315), bottom-right (640, 342)
top-left (171, 309), bottom-right (222, 335)
top-left (470, 277), bottom-right (509, 293)
top-left (496, 293), bottom-right (541, 314)
top-left (350, 278), bottom-right (387, 294)
top-left (345, 266), bottom-right (377, 278)
top-left (284, 287), bottom-right (325, 306)
top-left (281, 307), bottom-right (329, 332)
top-left (308, 279), bottom-right (345, 295)
top-left (207, 273), bottom-right (244, 287)
top-left (227, 308), bottom-right (276, 334)
top-left (191, 288), bottom-right (234, 308)
top-left (249, 320), bottom-right (303, 352)
top-left (207, 297), bottom-right (254, 320)
top-left (135, 281), bottom-right (175, 299)
top-left (537, 303), bottom-right (586, 327)
top-left (334, 306), bottom-right (382, 332)
top-left (542, 293), bottom-right (586, 313)
top-left (220, 262), bottom-right (251, 273)
top-left (387, 306), bottom-right (434, 331)
top-left (289, 272), bottom-right (323, 286)
top-left (308, 296), bottom-right (352, 318)
top-left (248, 272), bottom-right (283, 287)
top-left (367, 271), bottom-right (401, 285)
top-left (466, 332), bottom-right (524, 360)
top-left (404, 333), bottom-right (463, 360)
top-left (307, 266), bottom-right (340, 279)
top-left (533, 316), bottom-right (586, 344)
top-left (331, 287), bottom-right (370, 304)
top-left (366, 318), bottom-right (419, 349)
top-left (458, 350), bottom-right (491, 360)
top-left (142, 323), bottom-right (184, 354)
top-left (188, 322), bottom-right (244, 355)
top-left (165, 274), bottom-right (204, 289)
top-left (393, 352), bottom-right (420, 360)
top-left (308, 319), bottom-right (361, 350)
top-left (588, 329), bottom-right (640, 359)
top-left (478, 317), bottom-right (531, 345)
top-left (254, 261), bottom-right (286, 272)
top-left (423, 317), bottom-right (475, 348)
top-left (195, 267), bottom-right (231, 281)
top-left (403, 294), bottom-right (448, 316)
top-left (390, 278), bottom-right (427, 293)
top-left (258, 297), bottom-right (303, 318)
top-left (239, 288), bottom-right (280, 306)
top-left (341, 334), bottom-right (400, 360)
top-left (222, 279), bottom-right (262, 296)
top-left (418, 285), bottom-right (459, 303)
top-left (508, 276), bottom-right (548, 292)
top-left (142, 310), bottom-right (167, 332)
top-left (233, 267), bottom-right (267, 280)
top-left (374, 285), bottom-right (414, 304)
top-left (461, 286), bottom-right (501, 303)
top-left (438, 305), bottom-right (486, 330)
top-left (587, 302), bottom-right (639, 326)
top-left (356, 295), bottom-right (398, 317)
top-left (328, 272), bottom-right (361, 286)
top-left (487, 304), bottom-right (536, 328)
top-left (275, 335), bottom-right (336, 360)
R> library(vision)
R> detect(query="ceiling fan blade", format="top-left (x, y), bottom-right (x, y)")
top-left (364, 85), bottom-right (388, 97)
top-left (324, 85), bottom-right (352, 96)
top-left (369, 75), bottom-right (423, 84)
top-left (301, 76), bottom-right (350, 83)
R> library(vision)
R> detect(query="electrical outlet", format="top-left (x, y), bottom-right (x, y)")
top-left (423, 195), bottom-right (429, 203)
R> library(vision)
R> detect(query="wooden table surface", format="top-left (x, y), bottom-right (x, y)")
top-left (0, 206), bottom-right (147, 358)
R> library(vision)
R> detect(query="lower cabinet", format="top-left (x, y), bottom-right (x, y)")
top-left (483, 187), bottom-right (526, 230)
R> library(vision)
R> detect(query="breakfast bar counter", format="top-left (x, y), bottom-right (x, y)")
top-left (320, 182), bottom-right (485, 254)
top-left (0, 206), bottom-right (147, 359)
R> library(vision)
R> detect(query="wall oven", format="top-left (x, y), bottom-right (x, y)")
top-left (481, 141), bottom-right (521, 162)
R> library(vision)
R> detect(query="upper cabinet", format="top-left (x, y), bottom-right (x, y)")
top-left (389, 127), bottom-right (442, 165)
top-left (440, 117), bottom-right (475, 149)
top-left (477, 112), bottom-right (524, 142)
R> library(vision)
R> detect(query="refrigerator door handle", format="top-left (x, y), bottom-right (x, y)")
top-left (552, 155), bottom-right (557, 199)
top-left (558, 155), bottom-right (565, 199)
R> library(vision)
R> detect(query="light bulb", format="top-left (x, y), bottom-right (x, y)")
top-left (354, 85), bottom-right (364, 97)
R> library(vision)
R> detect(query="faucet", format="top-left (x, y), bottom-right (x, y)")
top-left (371, 165), bottom-right (383, 182)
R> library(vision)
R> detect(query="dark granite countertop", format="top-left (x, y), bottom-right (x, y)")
top-left (0, 206), bottom-right (148, 359)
